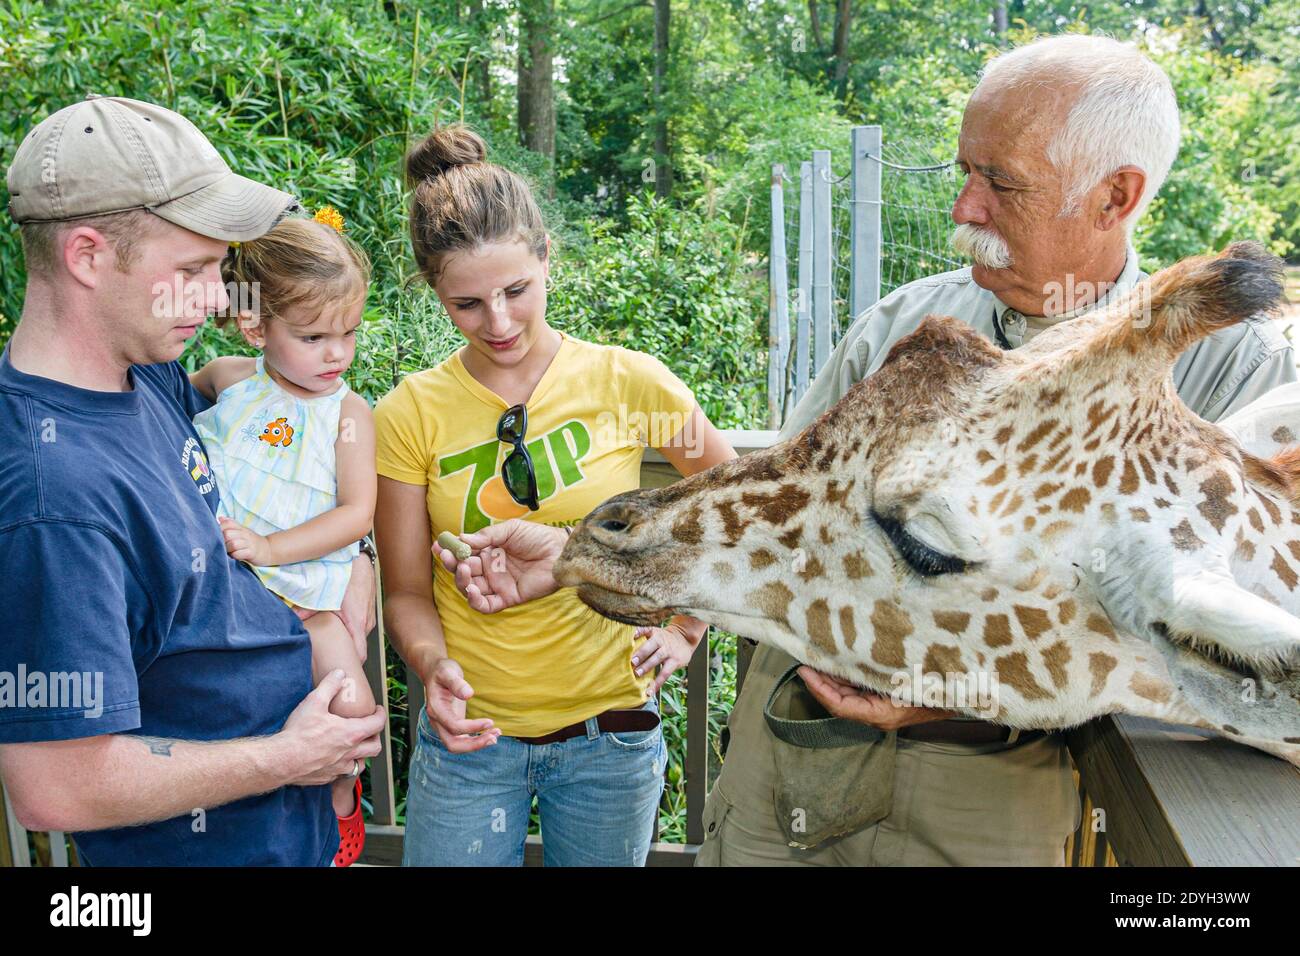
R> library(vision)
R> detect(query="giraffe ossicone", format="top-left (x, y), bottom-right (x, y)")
top-left (556, 241), bottom-right (1300, 767)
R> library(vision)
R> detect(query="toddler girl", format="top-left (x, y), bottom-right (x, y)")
top-left (189, 212), bottom-right (377, 867)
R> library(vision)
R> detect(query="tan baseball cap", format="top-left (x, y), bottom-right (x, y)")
top-left (6, 94), bottom-right (301, 242)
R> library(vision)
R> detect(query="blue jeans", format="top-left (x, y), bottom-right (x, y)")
top-left (402, 700), bottom-right (667, 866)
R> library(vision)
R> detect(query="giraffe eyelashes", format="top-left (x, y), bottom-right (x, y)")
top-left (870, 509), bottom-right (972, 578)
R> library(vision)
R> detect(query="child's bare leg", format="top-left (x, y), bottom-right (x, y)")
top-left (303, 609), bottom-right (376, 816)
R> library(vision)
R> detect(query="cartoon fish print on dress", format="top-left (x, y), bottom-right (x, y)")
top-left (260, 416), bottom-right (295, 448)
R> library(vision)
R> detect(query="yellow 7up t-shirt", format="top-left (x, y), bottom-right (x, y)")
top-left (373, 331), bottom-right (697, 737)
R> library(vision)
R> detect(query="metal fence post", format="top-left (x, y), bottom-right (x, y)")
top-left (795, 161), bottom-right (813, 403)
top-left (811, 150), bottom-right (833, 375)
top-left (768, 164), bottom-right (790, 428)
top-left (850, 125), bottom-right (882, 324)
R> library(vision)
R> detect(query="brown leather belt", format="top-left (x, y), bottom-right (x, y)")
top-left (898, 719), bottom-right (1047, 746)
top-left (512, 708), bottom-right (661, 746)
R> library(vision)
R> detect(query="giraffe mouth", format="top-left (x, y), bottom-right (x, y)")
top-left (573, 583), bottom-right (677, 628)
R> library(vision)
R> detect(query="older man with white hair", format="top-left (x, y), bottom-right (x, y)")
top-left (693, 33), bottom-right (1296, 866)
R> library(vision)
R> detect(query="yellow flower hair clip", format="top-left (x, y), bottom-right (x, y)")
top-left (314, 205), bottom-right (346, 234)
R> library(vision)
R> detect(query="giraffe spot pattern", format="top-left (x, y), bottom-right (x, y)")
top-left (1270, 548), bottom-right (1298, 591)
top-left (1129, 672), bottom-right (1171, 704)
top-left (1088, 653), bottom-right (1117, 698)
top-left (741, 484), bottom-right (811, 526)
top-left (825, 478), bottom-right (855, 507)
top-left (1059, 487), bottom-right (1091, 512)
top-left (1170, 518), bottom-right (1205, 552)
top-left (1058, 599), bottom-right (1076, 625)
top-left (1258, 492), bottom-right (1283, 527)
top-left (1013, 604), bottom-right (1053, 640)
top-left (995, 652), bottom-right (1054, 701)
top-left (1234, 528), bottom-right (1255, 563)
top-left (671, 505), bottom-right (703, 544)
top-left (796, 556), bottom-right (826, 582)
top-left (806, 599), bottom-right (835, 655)
top-left (924, 644), bottom-right (964, 677)
top-left (843, 551), bottom-right (873, 579)
top-left (1017, 419), bottom-right (1058, 453)
top-left (1042, 641), bottom-right (1071, 689)
top-left (933, 610), bottom-right (971, 634)
top-left (983, 613), bottom-right (1012, 648)
top-left (983, 464), bottom-right (1007, 486)
top-left (1119, 459), bottom-right (1140, 494)
top-left (749, 581), bottom-right (794, 626)
top-left (1092, 456), bottom-right (1114, 488)
top-left (716, 500), bottom-right (748, 545)
top-left (870, 600), bottom-right (912, 668)
top-left (839, 605), bottom-right (857, 650)
top-left (1086, 614), bottom-right (1118, 642)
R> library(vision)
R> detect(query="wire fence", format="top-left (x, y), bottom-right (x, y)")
top-left (769, 126), bottom-right (964, 427)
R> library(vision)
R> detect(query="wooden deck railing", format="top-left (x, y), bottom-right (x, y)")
top-left (4, 429), bottom-right (1297, 866)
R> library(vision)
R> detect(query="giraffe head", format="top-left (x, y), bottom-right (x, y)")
top-left (556, 242), bottom-right (1300, 764)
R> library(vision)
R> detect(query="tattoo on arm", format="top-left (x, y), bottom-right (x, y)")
top-left (135, 736), bottom-right (176, 757)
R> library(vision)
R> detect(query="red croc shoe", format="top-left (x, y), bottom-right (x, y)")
top-left (334, 778), bottom-right (365, 867)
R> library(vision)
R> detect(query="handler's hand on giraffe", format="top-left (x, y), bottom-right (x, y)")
top-left (433, 519), bottom-right (567, 613)
top-left (798, 665), bottom-right (956, 731)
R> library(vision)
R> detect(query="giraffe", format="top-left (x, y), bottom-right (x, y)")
top-left (554, 241), bottom-right (1300, 767)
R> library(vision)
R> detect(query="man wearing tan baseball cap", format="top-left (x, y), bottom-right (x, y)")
top-left (0, 95), bottom-right (385, 866)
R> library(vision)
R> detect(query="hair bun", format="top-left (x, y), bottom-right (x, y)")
top-left (405, 123), bottom-right (488, 185)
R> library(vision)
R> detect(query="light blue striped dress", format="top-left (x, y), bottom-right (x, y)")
top-left (193, 356), bottom-right (360, 610)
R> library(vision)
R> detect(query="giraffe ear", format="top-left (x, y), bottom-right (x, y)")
top-left (1146, 571), bottom-right (1300, 744)
top-left (1163, 570), bottom-right (1300, 674)
top-left (1091, 242), bottom-right (1284, 360)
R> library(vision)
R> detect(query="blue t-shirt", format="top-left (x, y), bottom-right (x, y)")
top-left (0, 345), bottom-right (337, 866)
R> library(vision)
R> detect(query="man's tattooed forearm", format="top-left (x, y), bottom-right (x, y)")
top-left (135, 736), bottom-right (175, 757)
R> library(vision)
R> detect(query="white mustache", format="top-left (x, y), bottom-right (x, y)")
top-left (951, 224), bottom-right (1013, 269)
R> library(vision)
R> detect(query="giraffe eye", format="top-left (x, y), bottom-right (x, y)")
top-left (870, 509), bottom-right (970, 577)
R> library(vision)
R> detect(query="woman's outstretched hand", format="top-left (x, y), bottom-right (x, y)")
top-left (434, 519), bottom-right (568, 613)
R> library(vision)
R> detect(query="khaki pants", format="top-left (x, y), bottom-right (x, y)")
top-left (696, 643), bottom-right (1081, 867)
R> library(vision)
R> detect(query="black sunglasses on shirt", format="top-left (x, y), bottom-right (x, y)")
top-left (497, 403), bottom-right (539, 511)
